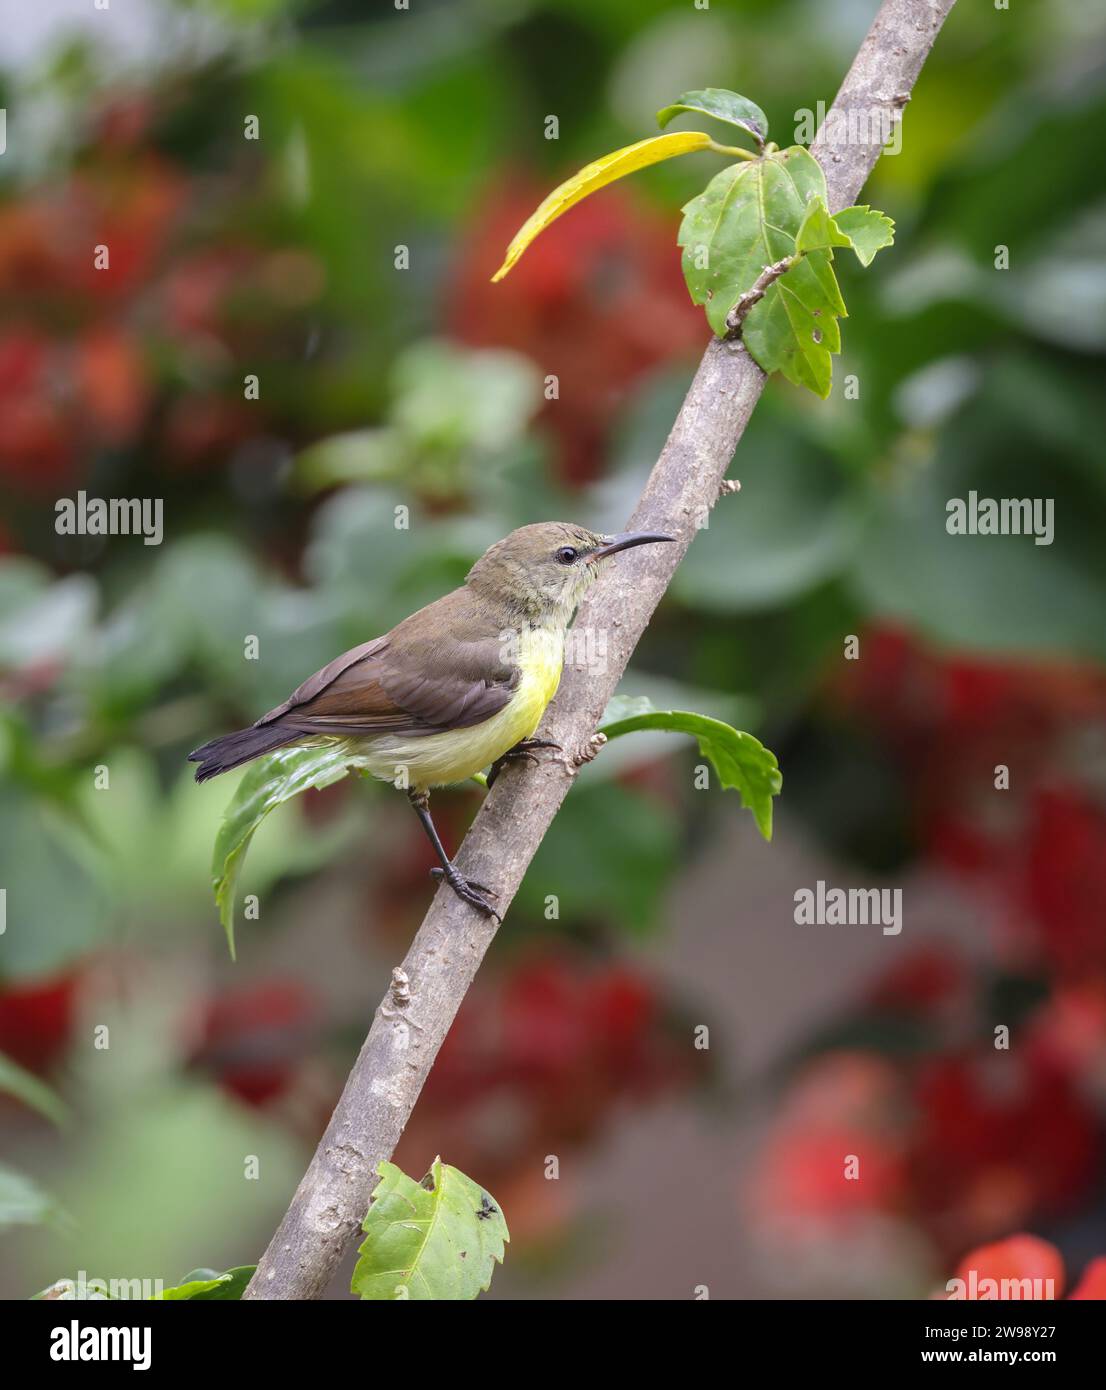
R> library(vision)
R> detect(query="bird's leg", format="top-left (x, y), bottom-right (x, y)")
top-left (406, 789), bottom-right (501, 921)
top-left (486, 738), bottom-right (563, 790)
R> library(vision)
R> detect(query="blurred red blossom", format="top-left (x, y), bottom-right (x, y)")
top-left (0, 132), bottom-right (321, 495)
top-left (747, 1032), bottom-right (1101, 1262)
top-left (864, 943), bottom-right (970, 1019)
top-left (0, 327), bottom-right (74, 486)
top-left (189, 979), bottom-right (321, 1111)
top-left (835, 624), bottom-right (1106, 978)
top-left (948, 1233), bottom-right (1065, 1298)
top-left (0, 973), bottom-right (77, 1075)
top-left (946, 1233), bottom-right (1106, 1300)
top-left (910, 1051), bottom-right (1099, 1247)
top-left (746, 1052), bottom-right (912, 1233)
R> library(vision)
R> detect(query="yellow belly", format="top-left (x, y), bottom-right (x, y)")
top-left (348, 628), bottom-right (564, 790)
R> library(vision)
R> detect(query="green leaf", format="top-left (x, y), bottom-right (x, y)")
top-left (830, 204), bottom-right (895, 266)
top-left (742, 248), bottom-right (844, 397)
top-left (0, 1049), bottom-right (68, 1127)
top-left (678, 147), bottom-right (892, 396)
top-left (0, 782), bottom-right (109, 980)
top-left (795, 195), bottom-right (853, 255)
top-left (799, 199), bottom-right (895, 267)
top-left (657, 87), bottom-right (768, 147)
top-left (212, 745), bottom-right (354, 959)
top-left (351, 1158), bottom-right (508, 1301)
top-left (678, 145), bottom-right (828, 335)
top-left (491, 131), bottom-right (713, 281)
top-left (154, 1266), bottom-right (255, 1300)
top-left (598, 697), bottom-right (782, 840)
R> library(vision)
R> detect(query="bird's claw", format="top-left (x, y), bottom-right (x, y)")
top-left (486, 738), bottom-right (564, 789)
top-left (430, 866), bottom-right (501, 920)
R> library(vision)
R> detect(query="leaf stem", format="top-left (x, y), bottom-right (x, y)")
top-left (724, 255), bottom-right (797, 337)
top-left (706, 138), bottom-right (760, 161)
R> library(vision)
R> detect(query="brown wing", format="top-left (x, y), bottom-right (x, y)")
top-left (254, 588), bottom-right (518, 739)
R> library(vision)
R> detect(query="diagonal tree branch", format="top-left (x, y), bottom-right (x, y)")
top-left (244, 0), bottom-right (957, 1300)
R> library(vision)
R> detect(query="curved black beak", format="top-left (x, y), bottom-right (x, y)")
top-left (591, 531), bottom-right (675, 560)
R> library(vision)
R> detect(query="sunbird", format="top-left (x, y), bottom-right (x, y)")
top-left (189, 522), bottom-right (673, 917)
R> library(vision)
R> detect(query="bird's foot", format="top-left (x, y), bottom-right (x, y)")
top-left (430, 866), bottom-right (501, 921)
top-left (486, 738), bottom-right (563, 789)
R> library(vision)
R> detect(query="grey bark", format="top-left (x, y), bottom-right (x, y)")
top-left (244, 0), bottom-right (958, 1300)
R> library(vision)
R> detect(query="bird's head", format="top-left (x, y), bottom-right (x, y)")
top-left (466, 522), bottom-right (675, 625)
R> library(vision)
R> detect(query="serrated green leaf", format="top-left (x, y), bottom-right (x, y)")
top-left (154, 1266), bottom-right (255, 1300)
top-left (829, 204), bottom-right (896, 266)
top-left (212, 745), bottom-right (353, 959)
top-left (657, 87), bottom-right (768, 146)
top-left (0, 1049), bottom-right (68, 1127)
top-left (351, 1158), bottom-right (508, 1301)
top-left (491, 131), bottom-right (713, 282)
top-left (598, 697), bottom-right (782, 840)
top-left (796, 197), bottom-right (895, 271)
top-left (795, 196), bottom-right (853, 255)
top-left (679, 147), bottom-right (892, 396)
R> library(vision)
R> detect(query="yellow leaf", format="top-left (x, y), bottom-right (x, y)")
top-left (490, 131), bottom-right (713, 282)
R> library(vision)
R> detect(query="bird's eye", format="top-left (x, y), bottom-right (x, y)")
top-left (555, 546), bottom-right (578, 565)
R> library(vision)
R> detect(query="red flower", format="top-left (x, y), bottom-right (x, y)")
top-left (1021, 786), bottom-right (1106, 976)
top-left (190, 980), bottom-right (318, 1108)
top-left (73, 325), bottom-right (149, 445)
top-left (946, 1234), bottom-right (1106, 1300)
top-left (911, 1052), bottom-right (1099, 1242)
top-left (0, 973), bottom-right (77, 1075)
top-left (0, 327), bottom-right (73, 486)
top-left (865, 945), bottom-right (968, 1017)
top-left (949, 1233), bottom-right (1065, 1298)
top-left (746, 1053), bottom-right (910, 1227)
top-left (835, 625), bottom-right (1106, 977)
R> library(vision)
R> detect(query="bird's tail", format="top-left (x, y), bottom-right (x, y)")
top-left (188, 724), bottom-right (299, 782)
